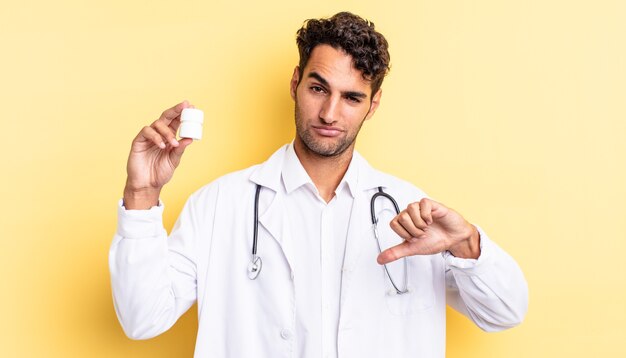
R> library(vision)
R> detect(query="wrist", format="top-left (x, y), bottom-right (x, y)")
top-left (448, 225), bottom-right (481, 259)
top-left (123, 185), bottom-right (161, 210)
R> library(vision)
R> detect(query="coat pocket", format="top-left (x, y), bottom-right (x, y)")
top-left (384, 255), bottom-right (436, 315)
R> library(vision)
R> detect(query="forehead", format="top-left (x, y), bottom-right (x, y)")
top-left (302, 44), bottom-right (372, 95)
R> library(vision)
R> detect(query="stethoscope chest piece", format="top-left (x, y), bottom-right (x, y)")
top-left (247, 256), bottom-right (262, 280)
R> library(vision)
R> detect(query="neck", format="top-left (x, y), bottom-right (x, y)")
top-left (293, 139), bottom-right (354, 203)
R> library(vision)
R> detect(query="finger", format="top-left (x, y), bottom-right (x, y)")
top-left (419, 199), bottom-right (434, 225)
top-left (428, 199), bottom-right (449, 220)
top-left (170, 117), bottom-right (182, 133)
top-left (157, 100), bottom-right (189, 126)
top-left (377, 241), bottom-right (416, 265)
top-left (389, 216), bottom-right (411, 240)
top-left (137, 126), bottom-right (166, 149)
top-left (396, 211), bottom-right (426, 238)
top-left (406, 202), bottom-right (428, 229)
top-left (174, 137), bottom-right (193, 155)
top-left (169, 102), bottom-right (194, 133)
top-left (169, 103), bottom-right (196, 133)
top-left (170, 138), bottom-right (193, 163)
top-left (153, 120), bottom-right (179, 147)
top-left (390, 215), bottom-right (418, 240)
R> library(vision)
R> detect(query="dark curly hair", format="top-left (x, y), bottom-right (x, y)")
top-left (296, 12), bottom-right (391, 96)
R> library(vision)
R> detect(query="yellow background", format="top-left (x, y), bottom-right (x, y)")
top-left (1, 0), bottom-right (625, 356)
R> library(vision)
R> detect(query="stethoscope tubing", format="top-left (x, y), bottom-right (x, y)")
top-left (252, 184), bottom-right (261, 258)
top-left (248, 184), bottom-right (263, 280)
top-left (371, 187), bottom-right (409, 295)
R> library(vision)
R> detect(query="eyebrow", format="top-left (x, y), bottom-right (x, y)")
top-left (307, 71), bottom-right (368, 100)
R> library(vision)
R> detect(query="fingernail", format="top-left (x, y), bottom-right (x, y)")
top-left (159, 142), bottom-right (166, 149)
top-left (171, 138), bottom-right (179, 146)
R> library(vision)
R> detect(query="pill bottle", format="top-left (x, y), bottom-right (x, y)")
top-left (179, 108), bottom-right (204, 140)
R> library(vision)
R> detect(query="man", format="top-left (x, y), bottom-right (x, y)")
top-left (110, 12), bottom-right (528, 357)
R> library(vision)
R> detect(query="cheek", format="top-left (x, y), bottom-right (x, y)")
top-left (296, 93), bottom-right (322, 115)
top-left (344, 105), bottom-right (370, 122)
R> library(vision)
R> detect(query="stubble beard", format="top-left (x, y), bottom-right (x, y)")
top-left (294, 101), bottom-right (364, 158)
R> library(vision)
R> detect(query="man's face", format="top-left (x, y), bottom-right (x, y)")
top-left (290, 44), bottom-right (381, 158)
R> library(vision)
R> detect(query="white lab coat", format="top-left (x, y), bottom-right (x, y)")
top-left (110, 144), bottom-right (528, 358)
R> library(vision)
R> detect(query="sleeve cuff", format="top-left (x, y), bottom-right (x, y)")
top-left (116, 198), bottom-right (166, 239)
top-left (441, 225), bottom-right (494, 274)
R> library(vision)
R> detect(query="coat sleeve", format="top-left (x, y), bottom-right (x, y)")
top-left (108, 184), bottom-right (218, 340)
top-left (444, 226), bottom-right (529, 332)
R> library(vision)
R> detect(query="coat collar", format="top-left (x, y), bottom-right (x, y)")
top-left (248, 143), bottom-right (391, 195)
top-left (282, 143), bottom-right (360, 198)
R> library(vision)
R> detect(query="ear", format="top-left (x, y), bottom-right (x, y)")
top-left (364, 88), bottom-right (382, 121)
top-left (290, 66), bottom-right (300, 101)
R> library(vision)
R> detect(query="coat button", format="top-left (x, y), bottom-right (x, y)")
top-left (280, 328), bottom-right (292, 340)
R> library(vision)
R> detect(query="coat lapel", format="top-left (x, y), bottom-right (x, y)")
top-left (257, 191), bottom-right (294, 273)
top-left (249, 144), bottom-right (295, 273)
top-left (342, 190), bottom-right (370, 273)
top-left (341, 153), bottom-right (390, 306)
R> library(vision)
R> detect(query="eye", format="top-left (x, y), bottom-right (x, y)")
top-left (346, 96), bottom-right (361, 104)
top-left (310, 86), bottom-right (326, 94)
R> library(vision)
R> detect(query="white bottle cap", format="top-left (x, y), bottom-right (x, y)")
top-left (181, 108), bottom-right (204, 124)
top-left (179, 108), bottom-right (204, 140)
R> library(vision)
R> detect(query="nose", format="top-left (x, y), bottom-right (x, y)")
top-left (319, 95), bottom-right (340, 124)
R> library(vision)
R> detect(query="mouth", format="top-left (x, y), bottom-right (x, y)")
top-left (312, 125), bottom-right (343, 137)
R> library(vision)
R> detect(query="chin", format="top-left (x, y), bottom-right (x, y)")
top-left (307, 139), bottom-right (352, 157)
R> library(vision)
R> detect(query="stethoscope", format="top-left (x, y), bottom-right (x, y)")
top-left (247, 185), bottom-right (409, 295)
top-left (247, 185), bottom-right (263, 280)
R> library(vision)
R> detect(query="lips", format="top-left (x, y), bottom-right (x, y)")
top-left (312, 126), bottom-right (343, 137)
